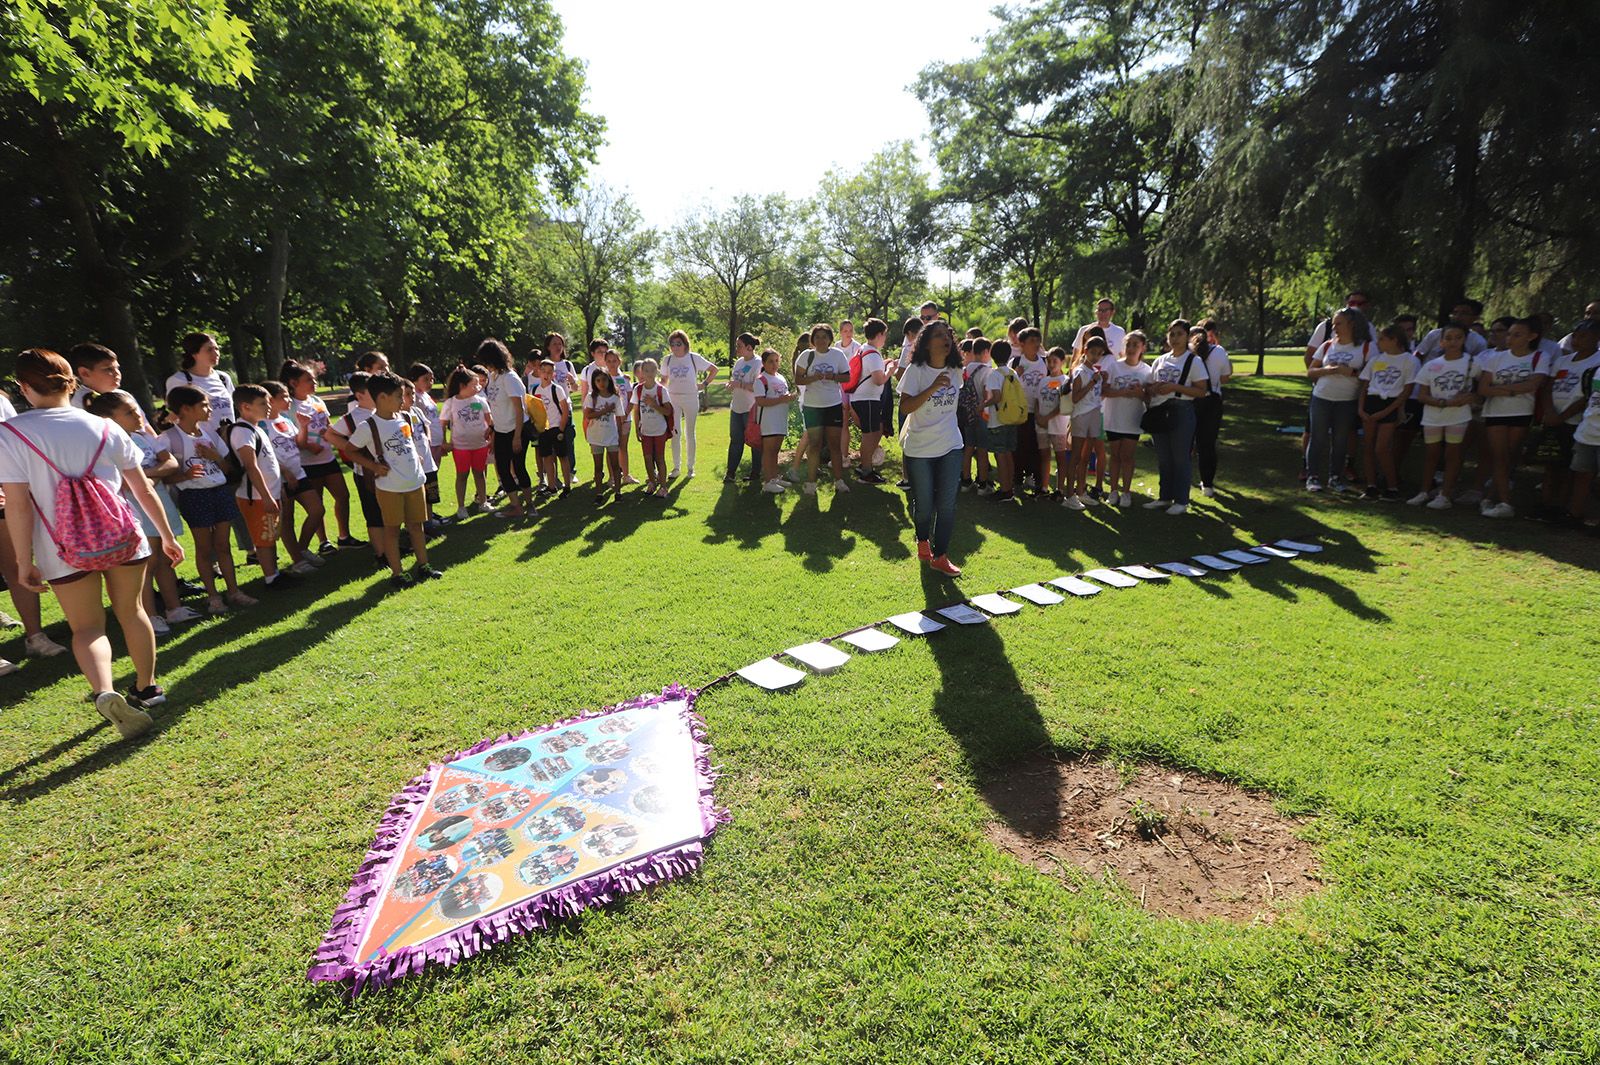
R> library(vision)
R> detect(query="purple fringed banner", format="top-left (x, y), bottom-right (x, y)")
top-left (309, 684), bottom-right (728, 994)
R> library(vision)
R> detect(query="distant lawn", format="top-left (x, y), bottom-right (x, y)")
top-left (1, 374), bottom-right (1596, 1062)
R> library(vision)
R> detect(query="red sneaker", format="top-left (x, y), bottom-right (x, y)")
top-left (916, 539), bottom-right (933, 561)
top-left (929, 555), bottom-right (962, 577)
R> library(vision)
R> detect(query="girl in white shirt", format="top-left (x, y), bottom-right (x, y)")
top-left (1037, 348), bottom-right (1071, 501)
top-left (1065, 338), bottom-right (1109, 508)
top-left (603, 349), bottom-right (637, 486)
top-left (1355, 324), bottom-right (1416, 501)
top-left (583, 370), bottom-right (623, 501)
top-left (1409, 324), bottom-right (1477, 508)
top-left (0, 350), bottom-right (184, 733)
top-left (477, 338), bottom-right (534, 519)
top-left (725, 332), bottom-right (763, 485)
top-left (631, 359), bottom-right (672, 496)
top-left (1305, 307), bottom-right (1373, 492)
top-left (751, 349), bottom-right (793, 492)
top-left (282, 362), bottom-right (356, 550)
top-left (1475, 317), bottom-right (1551, 518)
top-left (1101, 331), bottom-right (1154, 506)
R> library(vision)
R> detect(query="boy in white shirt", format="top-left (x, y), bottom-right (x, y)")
top-left (346, 372), bottom-right (441, 586)
top-left (530, 360), bottom-right (572, 498)
top-left (961, 338), bottom-right (994, 492)
top-left (228, 384), bottom-right (293, 588)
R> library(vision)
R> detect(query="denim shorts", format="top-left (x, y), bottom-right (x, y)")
top-left (174, 483), bottom-right (238, 529)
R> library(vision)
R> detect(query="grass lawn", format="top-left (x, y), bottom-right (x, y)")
top-left (1, 374), bottom-right (1596, 1063)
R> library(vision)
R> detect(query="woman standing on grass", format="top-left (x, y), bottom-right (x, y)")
top-left (478, 338), bottom-right (534, 519)
top-left (897, 320), bottom-right (964, 576)
top-left (0, 349), bottom-right (184, 737)
top-left (1100, 330), bottom-right (1153, 507)
top-left (1142, 321), bottom-right (1211, 514)
top-left (1305, 307), bottom-right (1372, 493)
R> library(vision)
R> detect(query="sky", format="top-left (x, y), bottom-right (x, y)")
top-left (549, 0), bottom-right (1002, 231)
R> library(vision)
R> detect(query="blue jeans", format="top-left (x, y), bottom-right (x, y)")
top-left (905, 447), bottom-right (962, 557)
top-left (727, 408), bottom-right (753, 479)
top-left (1305, 395), bottom-right (1357, 483)
top-left (1152, 400), bottom-right (1197, 504)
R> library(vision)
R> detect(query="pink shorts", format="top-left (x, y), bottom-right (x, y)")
top-left (452, 445), bottom-right (490, 473)
top-left (641, 434), bottom-right (668, 462)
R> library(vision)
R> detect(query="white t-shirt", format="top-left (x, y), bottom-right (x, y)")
top-left (1358, 350), bottom-right (1418, 401)
top-left (550, 359), bottom-right (579, 393)
top-left (634, 382), bottom-right (672, 437)
top-left (1202, 346), bottom-right (1232, 395)
top-left (611, 372), bottom-right (633, 428)
top-left (1549, 352), bottom-right (1600, 425)
top-left (1068, 364), bottom-right (1102, 415)
top-left (1040, 373), bottom-right (1071, 434)
top-left (229, 422), bottom-right (282, 500)
top-left (530, 382), bottom-right (569, 432)
top-left (753, 373), bottom-right (791, 436)
top-left (414, 392), bottom-right (443, 448)
top-left (162, 424), bottom-right (228, 489)
top-left (348, 413), bottom-right (426, 493)
top-left (1309, 315), bottom-right (1377, 349)
top-left (798, 348), bottom-right (849, 408)
top-left (1574, 373), bottom-right (1600, 446)
top-left (1416, 355), bottom-right (1477, 426)
top-left (0, 394), bottom-right (16, 421)
top-left (849, 347), bottom-right (886, 401)
top-left (1478, 349), bottom-right (1548, 419)
top-left (0, 407), bottom-right (151, 581)
top-left (839, 338), bottom-right (862, 361)
top-left (1310, 341), bottom-right (1370, 402)
top-left (484, 371), bottom-right (527, 431)
top-left (70, 385), bottom-right (95, 410)
top-left (583, 392), bottom-right (622, 447)
top-left (164, 368), bottom-right (235, 432)
top-left (441, 394), bottom-right (491, 449)
top-left (727, 355), bottom-right (761, 415)
top-left (1416, 326), bottom-right (1488, 360)
top-left (265, 413), bottom-right (307, 482)
top-left (1072, 322), bottom-right (1126, 357)
top-left (896, 362), bottom-right (962, 459)
top-left (292, 396), bottom-right (335, 465)
top-left (1102, 360), bottom-right (1154, 434)
top-left (1148, 350), bottom-right (1211, 407)
top-left (1013, 354), bottom-right (1048, 411)
top-left (662, 351), bottom-right (713, 398)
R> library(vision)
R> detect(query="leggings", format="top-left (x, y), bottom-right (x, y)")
top-left (1193, 392), bottom-right (1224, 487)
top-left (493, 428), bottom-right (531, 491)
top-left (670, 395), bottom-right (699, 470)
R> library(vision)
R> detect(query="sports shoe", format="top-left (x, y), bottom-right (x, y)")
top-left (1485, 502), bottom-right (1515, 519)
top-left (834, 479), bottom-right (850, 494)
top-left (1143, 498), bottom-right (1172, 509)
top-left (288, 559), bottom-right (319, 576)
top-left (1166, 503), bottom-right (1189, 515)
top-left (857, 470), bottom-right (886, 484)
top-left (300, 552), bottom-right (327, 568)
top-left (263, 572), bottom-right (297, 590)
top-left (623, 475), bottom-right (640, 485)
top-left (976, 483), bottom-right (996, 497)
top-left (896, 478), bottom-right (912, 490)
top-left (389, 572), bottom-right (414, 589)
top-left (1479, 498), bottom-right (1493, 515)
top-left (337, 535), bottom-right (366, 549)
top-left (1381, 489), bottom-right (1401, 503)
top-left (126, 684), bottom-right (167, 709)
top-left (317, 542), bottom-right (339, 556)
top-left (225, 591), bottom-right (257, 608)
top-left (802, 482), bottom-right (817, 496)
top-left (786, 467), bottom-right (804, 483)
top-left (0, 611), bottom-right (20, 629)
top-left (166, 605), bottom-right (202, 624)
top-left (1406, 491), bottom-right (1431, 505)
top-left (916, 540), bottom-right (933, 562)
top-left (1306, 479), bottom-right (1323, 493)
top-left (686, 467), bottom-right (696, 478)
top-left (668, 467), bottom-right (681, 480)
top-left (1426, 495), bottom-right (1453, 510)
top-left (762, 479), bottom-right (787, 493)
top-left (1456, 487), bottom-right (1484, 505)
top-left (991, 491), bottom-right (1015, 503)
top-left (1062, 495), bottom-right (1086, 511)
top-left (1359, 486), bottom-right (1381, 501)
top-left (1119, 492), bottom-right (1133, 507)
top-left (1201, 485), bottom-right (1216, 498)
top-left (0, 658), bottom-right (16, 676)
top-left (178, 577), bottom-right (207, 594)
top-left (929, 555), bottom-right (963, 577)
top-left (959, 478), bottom-right (974, 492)
top-left (1082, 493), bottom-right (1102, 507)
top-left (150, 615), bottom-right (171, 636)
top-left (24, 632), bottom-right (67, 658)
top-left (95, 690), bottom-right (152, 740)
top-left (473, 501), bottom-right (494, 515)
top-left (1327, 478), bottom-right (1349, 494)
top-left (413, 565), bottom-right (444, 580)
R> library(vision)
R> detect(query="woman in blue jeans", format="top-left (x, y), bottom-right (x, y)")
top-left (896, 320), bottom-right (964, 576)
top-left (1143, 320), bottom-right (1212, 514)
top-left (1304, 307), bottom-right (1373, 492)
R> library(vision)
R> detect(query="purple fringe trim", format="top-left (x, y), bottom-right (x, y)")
top-left (308, 683), bottom-right (729, 995)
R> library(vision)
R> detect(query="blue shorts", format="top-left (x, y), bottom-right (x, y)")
top-left (174, 483), bottom-right (239, 529)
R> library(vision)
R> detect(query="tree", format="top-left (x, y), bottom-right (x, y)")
top-left (811, 147), bottom-right (935, 321)
top-left (669, 195), bottom-right (794, 365)
top-left (543, 185), bottom-right (657, 347)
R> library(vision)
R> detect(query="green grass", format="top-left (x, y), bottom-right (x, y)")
top-left (1, 375), bottom-right (1596, 1063)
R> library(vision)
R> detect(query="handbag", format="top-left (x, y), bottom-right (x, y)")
top-left (1140, 352), bottom-right (1197, 434)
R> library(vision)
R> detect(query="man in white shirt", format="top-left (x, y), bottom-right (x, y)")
top-left (1558, 301), bottom-right (1600, 353)
top-left (1193, 317), bottom-right (1234, 497)
top-left (1072, 299), bottom-right (1126, 357)
top-left (1306, 291), bottom-right (1378, 363)
top-left (1417, 299), bottom-right (1489, 359)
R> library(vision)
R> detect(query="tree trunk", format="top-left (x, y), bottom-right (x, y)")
top-left (1441, 118), bottom-right (1481, 322)
top-left (262, 224), bottom-right (290, 375)
top-left (389, 316), bottom-right (407, 363)
top-left (228, 311), bottom-right (257, 384)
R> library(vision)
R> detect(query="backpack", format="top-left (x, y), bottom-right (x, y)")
top-left (1, 421), bottom-right (143, 572)
top-left (956, 365), bottom-right (983, 430)
top-left (843, 346), bottom-right (876, 396)
top-left (996, 368), bottom-right (1029, 426)
top-left (215, 421), bottom-right (247, 486)
top-left (524, 387), bottom-right (550, 432)
top-left (643, 384), bottom-right (675, 437)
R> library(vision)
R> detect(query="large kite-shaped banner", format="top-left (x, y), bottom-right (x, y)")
top-left (309, 685), bottom-right (726, 993)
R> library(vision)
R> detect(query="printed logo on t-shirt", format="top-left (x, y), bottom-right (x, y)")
top-left (1368, 362), bottom-right (1406, 392)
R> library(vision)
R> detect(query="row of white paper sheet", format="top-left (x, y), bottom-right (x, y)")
top-left (734, 539), bottom-right (1323, 690)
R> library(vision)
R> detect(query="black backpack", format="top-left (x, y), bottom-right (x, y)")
top-left (956, 366), bottom-right (982, 430)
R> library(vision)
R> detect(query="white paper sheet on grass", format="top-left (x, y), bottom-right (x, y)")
top-left (1048, 576), bottom-right (1102, 597)
top-left (1157, 561), bottom-right (1208, 577)
top-left (737, 657), bottom-right (807, 690)
top-left (887, 612), bottom-right (946, 635)
top-left (1011, 583), bottom-right (1064, 606)
top-left (1220, 549), bottom-right (1271, 565)
top-left (1082, 568), bottom-right (1140, 588)
top-left (1252, 544), bottom-right (1299, 559)
top-left (1192, 554), bottom-right (1241, 572)
top-left (1118, 564), bottom-right (1168, 581)
top-left (839, 627), bottom-right (899, 652)
top-left (935, 604), bottom-right (989, 626)
top-left (1274, 539), bottom-right (1323, 553)
top-left (968, 593), bottom-right (1022, 616)
top-left (784, 642), bottom-right (851, 673)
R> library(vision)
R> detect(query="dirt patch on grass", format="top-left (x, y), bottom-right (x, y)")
top-left (981, 751), bottom-right (1321, 922)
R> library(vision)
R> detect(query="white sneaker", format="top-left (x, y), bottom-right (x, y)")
top-left (1081, 493), bottom-right (1101, 507)
top-left (1426, 495), bottom-right (1453, 510)
top-left (1485, 502), bottom-right (1514, 519)
top-left (1142, 498), bottom-right (1172, 509)
top-left (166, 605), bottom-right (202, 624)
top-left (802, 482), bottom-right (817, 495)
top-left (1202, 485), bottom-right (1216, 498)
top-left (1478, 498), bottom-right (1493, 515)
top-left (94, 690), bottom-right (152, 740)
top-left (24, 632), bottom-right (67, 658)
top-left (762, 479), bottom-right (787, 494)
top-left (150, 615), bottom-right (171, 636)
top-left (686, 467), bottom-right (696, 478)
top-left (0, 611), bottom-right (20, 629)
top-left (669, 467), bottom-right (681, 480)
top-left (0, 658), bottom-right (16, 676)
top-left (1456, 487), bottom-right (1484, 505)
top-left (1166, 503), bottom-right (1189, 515)
top-left (786, 467), bottom-right (804, 483)
top-left (1062, 495), bottom-right (1086, 510)
top-left (976, 483), bottom-right (995, 497)
top-left (1406, 491), bottom-right (1431, 506)
top-left (289, 559), bottom-right (319, 576)
top-left (834, 479), bottom-right (850, 493)
top-left (1119, 492), bottom-right (1133, 507)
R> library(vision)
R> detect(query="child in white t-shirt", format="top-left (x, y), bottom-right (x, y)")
top-left (1037, 348), bottom-right (1071, 501)
top-left (229, 384), bottom-right (294, 588)
top-left (163, 384), bottom-right (253, 615)
top-left (401, 378), bottom-right (442, 527)
top-left (1065, 339), bottom-right (1109, 508)
top-left (406, 364), bottom-right (445, 524)
top-left (752, 348), bottom-right (792, 491)
top-left (263, 380), bottom-right (326, 575)
top-left (1356, 324), bottom-right (1416, 500)
top-left (604, 349), bottom-right (637, 485)
top-left (347, 372), bottom-right (440, 586)
top-left (632, 359), bottom-right (673, 497)
top-left (583, 369), bottom-right (624, 501)
top-left (1409, 324), bottom-right (1477, 508)
top-left (440, 366), bottom-right (493, 517)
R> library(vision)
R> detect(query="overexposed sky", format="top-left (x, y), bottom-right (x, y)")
top-left (550, 0), bottom-right (1001, 230)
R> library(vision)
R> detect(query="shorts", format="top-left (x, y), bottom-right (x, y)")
top-left (1071, 409), bottom-right (1103, 439)
top-left (1571, 440), bottom-right (1600, 474)
top-left (49, 557), bottom-right (147, 587)
top-left (236, 493), bottom-right (281, 548)
top-left (303, 460), bottom-right (342, 482)
top-left (1540, 424), bottom-right (1576, 467)
top-left (377, 486), bottom-right (427, 526)
top-left (590, 443), bottom-right (619, 454)
top-left (174, 483), bottom-right (239, 529)
top-left (1363, 395), bottom-right (1401, 423)
top-left (851, 399), bottom-right (882, 430)
top-left (562, 421), bottom-right (576, 461)
top-left (1049, 432), bottom-right (1071, 453)
top-left (802, 404), bottom-right (844, 431)
top-left (641, 433), bottom-right (668, 462)
top-left (1423, 423), bottom-right (1469, 444)
top-left (1402, 398), bottom-right (1425, 430)
top-left (985, 424), bottom-right (1017, 454)
top-left (132, 484), bottom-right (184, 538)
top-left (1034, 423), bottom-right (1052, 446)
top-left (536, 428), bottom-right (561, 458)
top-left (285, 476), bottom-right (320, 497)
top-left (1106, 430), bottom-right (1140, 442)
top-left (1484, 414), bottom-right (1533, 429)
top-left (960, 420), bottom-right (984, 448)
top-left (451, 445), bottom-right (489, 474)
top-left (354, 474), bottom-right (383, 528)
